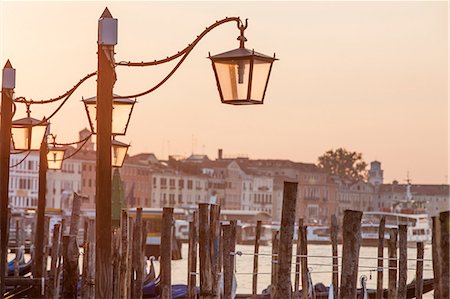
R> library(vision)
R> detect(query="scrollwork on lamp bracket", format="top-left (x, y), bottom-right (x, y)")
top-left (113, 17), bottom-right (247, 100)
top-left (115, 17), bottom-right (243, 68)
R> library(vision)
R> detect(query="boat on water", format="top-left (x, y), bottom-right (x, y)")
top-left (360, 211), bottom-right (431, 247)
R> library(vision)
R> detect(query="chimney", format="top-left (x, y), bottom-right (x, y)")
top-left (218, 149), bottom-right (223, 160)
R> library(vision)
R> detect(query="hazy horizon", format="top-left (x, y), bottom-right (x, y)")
top-left (0, 1), bottom-right (448, 184)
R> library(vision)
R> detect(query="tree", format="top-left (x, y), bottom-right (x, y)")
top-left (318, 148), bottom-right (367, 182)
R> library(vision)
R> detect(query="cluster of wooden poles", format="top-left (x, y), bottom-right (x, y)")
top-left (4, 181), bottom-right (450, 299)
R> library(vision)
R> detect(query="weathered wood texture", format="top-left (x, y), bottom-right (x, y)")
top-left (14, 219), bottom-right (20, 277)
top-left (161, 207), bottom-right (174, 299)
top-left (415, 242), bottom-right (424, 299)
top-left (300, 225), bottom-right (308, 299)
top-left (80, 220), bottom-right (89, 299)
top-left (210, 204), bottom-right (221, 298)
top-left (397, 225), bottom-right (408, 299)
top-left (440, 211), bottom-right (449, 298)
top-left (388, 229), bottom-right (398, 299)
top-left (33, 140), bottom-right (48, 299)
top-left (252, 220), bottom-right (262, 298)
top-left (331, 214), bottom-right (339, 299)
top-left (339, 210), bottom-right (363, 299)
top-left (62, 235), bottom-right (79, 299)
top-left (188, 212), bottom-right (198, 299)
top-left (69, 193), bottom-right (82, 236)
top-left (376, 216), bottom-right (385, 299)
top-left (293, 219), bottom-right (303, 299)
top-left (274, 181), bottom-right (297, 299)
top-left (270, 230), bottom-right (279, 298)
top-left (112, 229), bottom-right (121, 298)
top-left (199, 203), bottom-right (212, 299)
top-left (222, 221), bottom-right (237, 299)
top-left (120, 210), bottom-right (129, 299)
top-left (48, 223), bottom-right (60, 299)
top-left (432, 216), bottom-right (441, 299)
top-left (132, 208), bottom-right (143, 299)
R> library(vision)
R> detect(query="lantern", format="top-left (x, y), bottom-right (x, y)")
top-left (82, 94), bottom-right (136, 135)
top-left (111, 139), bottom-right (129, 167)
top-left (47, 146), bottom-right (65, 170)
top-left (11, 116), bottom-right (48, 151)
top-left (209, 48), bottom-right (276, 105)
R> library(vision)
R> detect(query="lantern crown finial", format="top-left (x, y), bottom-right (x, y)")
top-left (100, 7), bottom-right (113, 19)
top-left (4, 60), bottom-right (12, 69)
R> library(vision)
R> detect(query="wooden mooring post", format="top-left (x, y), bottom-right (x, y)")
top-left (47, 223), bottom-right (60, 299)
top-left (388, 229), bottom-right (398, 299)
top-left (274, 181), bottom-right (297, 299)
top-left (80, 219), bottom-right (89, 299)
top-left (339, 210), bottom-right (362, 299)
top-left (252, 220), bottom-right (261, 298)
top-left (199, 203), bottom-right (212, 299)
top-left (132, 208), bottom-right (143, 299)
top-left (270, 230), bottom-right (279, 297)
top-left (222, 220), bottom-right (237, 299)
top-left (161, 207), bottom-right (174, 299)
top-left (376, 216), bottom-right (385, 299)
top-left (14, 219), bottom-right (20, 277)
top-left (293, 218), bottom-right (303, 299)
top-left (398, 224), bottom-right (407, 299)
top-left (62, 235), bottom-right (79, 299)
top-left (300, 224), bottom-right (308, 299)
top-left (415, 242), bottom-right (424, 299)
top-left (432, 216), bottom-right (442, 298)
top-left (210, 204), bottom-right (221, 298)
top-left (331, 214), bottom-right (339, 299)
top-left (440, 211), bottom-right (449, 298)
top-left (188, 211), bottom-right (198, 299)
top-left (120, 210), bottom-right (129, 299)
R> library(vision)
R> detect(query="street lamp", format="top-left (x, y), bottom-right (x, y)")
top-left (209, 20), bottom-right (277, 105)
top-left (111, 138), bottom-right (129, 168)
top-left (82, 94), bottom-right (136, 135)
top-left (11, 107), bottom-right (49, 151)
top-left (47, 146), bottom-right (65, 170)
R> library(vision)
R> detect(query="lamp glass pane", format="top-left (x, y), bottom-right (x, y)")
top-left (47, 149), bottom-right (65, 170)
top-left (111, 144), bottom-right (128, 167)
top-left (250, 59), bottom-right (272, 102)
top-left (112, 102), bottom-right (133, 135)
top-left (30, 124), bottom-right (48, 150)
top-left (214, 59), bottom-right (250, 101)
top-left (11, 126), bottom-right (29, 150)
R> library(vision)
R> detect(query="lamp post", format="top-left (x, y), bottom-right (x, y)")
top-left (0, 60), bottom-right (15, 298)
top-left (88, 8), bottom-right (276, 296)
top-left (96, 7), bottom-right (117, 298)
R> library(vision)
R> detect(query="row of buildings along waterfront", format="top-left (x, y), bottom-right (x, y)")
top-left (8, 129), bottom-right (449, 224)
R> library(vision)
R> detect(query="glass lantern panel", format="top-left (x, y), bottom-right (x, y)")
top-left (47, 149), bottom-right (65, 170)
top-left (112, 103), bottom-right (132, 135)
top-left (30, 124), bottom-right (48, 150)
top-left (112, 145), bottom-right (128, 167)
top-left (86, 103), bottom-right (97, 133)
top-left (214, 59), bottom-right (251, 101)
top-left (11, 126), bottom-right (29, 150)
top-left (250, 59), bottom-right (272, 102)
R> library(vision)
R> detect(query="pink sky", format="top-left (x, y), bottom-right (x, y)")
top-left (0, 1), bottom-right (448, 184)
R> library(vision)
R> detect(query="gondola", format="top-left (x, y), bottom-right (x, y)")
top-left (7, 259), bottom-right (32, 276)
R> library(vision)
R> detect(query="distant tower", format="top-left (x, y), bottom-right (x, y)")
top-left (78, 128), bottom-right (94, 151)
top-left (368, 161), bottom-right (384, 186)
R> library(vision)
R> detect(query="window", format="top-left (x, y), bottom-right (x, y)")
top-left (179, 180), bottom-right (184, 189)
top-left (153, 177), bottom-right (157, 186)
top-left (160, 178), bottom-right (167, 189)
top-left (169, 179), bottom-right (175, 189)
top-left (187, 180), bottom-right (193, 190)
